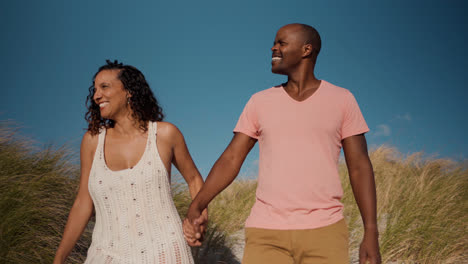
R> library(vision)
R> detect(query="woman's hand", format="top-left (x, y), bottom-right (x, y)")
top-left (183, 206), bottom-right (208, 247)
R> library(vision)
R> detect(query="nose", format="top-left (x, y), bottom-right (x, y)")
top-left (93, 88), bottom-right (102, 103)
top-left (271, 43), bottom-right (278, 52)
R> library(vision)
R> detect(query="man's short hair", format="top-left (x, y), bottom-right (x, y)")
top-left (298, 24), bottom-right (321, 58)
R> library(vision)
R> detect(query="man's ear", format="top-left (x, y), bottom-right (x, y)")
top-left (303, 44), bottom-right (313, 58)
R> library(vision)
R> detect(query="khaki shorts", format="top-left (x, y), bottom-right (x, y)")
top-left (242, 219), bottom-right (349, 264)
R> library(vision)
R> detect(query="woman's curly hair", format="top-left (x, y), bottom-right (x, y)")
top-left (85, 60), bottom-right (164, 135)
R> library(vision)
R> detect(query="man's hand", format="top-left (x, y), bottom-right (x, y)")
top-left (359, 229), bottom-right (381, 264)
top-left (182, 133), bottom-right (256, 246)
top-left (183, 204), bottom-right (208, 247)
top-left (183, 219), bottom-right (201, 246)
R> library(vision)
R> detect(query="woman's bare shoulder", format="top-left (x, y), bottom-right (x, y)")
top-left (155, 121), bottom-right (184, 143)
top-left (81, 131), bottom-right (99, 155)
top-left (156, 122), bottom-right (182, 136)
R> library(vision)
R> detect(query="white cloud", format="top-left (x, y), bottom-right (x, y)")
top-left (374, 124), bottom-right (391, 137)
top-left (396, 113), bottom-right (412, 121)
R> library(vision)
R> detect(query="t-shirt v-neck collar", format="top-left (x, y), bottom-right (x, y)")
top-left (280, 80), bottom-right (325, 103)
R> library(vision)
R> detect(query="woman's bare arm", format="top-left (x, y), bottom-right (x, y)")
top-left (158, 122), bottom-right (206, 246)
top-left (53, 132), bottom-right (96, 264)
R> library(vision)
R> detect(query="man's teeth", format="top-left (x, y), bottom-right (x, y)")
top-left (99, 102), bottom-right (109, 107)
top-left (272, 57), bottom-right (282, 61)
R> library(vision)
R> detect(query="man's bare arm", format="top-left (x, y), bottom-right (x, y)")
top-left (186, 132), bottom-right (256, 223)
top-left (342, 134), bottom-right (381, 264)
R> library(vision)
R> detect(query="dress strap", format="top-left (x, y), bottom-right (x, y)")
top-left (150, 121), bottom-right (160, 159)
top-left (96, 126), bottom-right (106, 160)
top-left (153, 121), bottom-right (158, 135)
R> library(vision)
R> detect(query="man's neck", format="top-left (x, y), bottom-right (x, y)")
top-left (285, 69), bottom-right (320, 95)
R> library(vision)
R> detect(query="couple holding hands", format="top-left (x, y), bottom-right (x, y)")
top-left (54, 23), bottom-right (381, 264)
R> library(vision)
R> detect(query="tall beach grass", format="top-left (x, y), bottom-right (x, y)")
top-left (0, 122), bottom-right (240, 263)
top-left (1, 121), bottom-right (467, 263)
top-left (0, 122), bottom-right (91, 263)
top-left (340, 146), bottom-right (468, 263)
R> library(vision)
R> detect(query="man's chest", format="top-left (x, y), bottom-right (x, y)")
top-left (256, 100), bottom-right (344, 139)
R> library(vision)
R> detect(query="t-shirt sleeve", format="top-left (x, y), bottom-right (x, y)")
top-left (233, 95), bottom-right (259, 139)
top-left (341, 91), bottom-right (369, 139)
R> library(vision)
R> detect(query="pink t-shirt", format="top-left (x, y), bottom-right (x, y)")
top-left (234, 80), bottom-right (369, 230)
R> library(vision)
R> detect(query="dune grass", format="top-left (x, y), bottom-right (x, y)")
top-left (171, 146), bottom-right (468, 263)
top-left (0, 122), bottom-right (241, 264)
top-left (1, 121), bottom-right (467, 263)
top-left (172, 178), bottom-right (256, 263)
top-left (0, 122), bottom-right (91, 264)
top-left (340, 146), bottom-right (468, 263)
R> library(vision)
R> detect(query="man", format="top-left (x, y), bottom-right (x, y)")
top-left (185, 23), bottom-right (381, 264)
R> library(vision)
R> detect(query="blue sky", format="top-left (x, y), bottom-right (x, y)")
top-left (1, 0), bottom-right (467, 177)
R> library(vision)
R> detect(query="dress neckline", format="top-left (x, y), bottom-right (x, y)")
top-left (101, 122), bottom-right (151, 173)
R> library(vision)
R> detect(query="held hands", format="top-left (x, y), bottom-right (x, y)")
top-left (359, 228), bottom-right (381, 264)
top-left (183, 205), bottom-right (208, 247)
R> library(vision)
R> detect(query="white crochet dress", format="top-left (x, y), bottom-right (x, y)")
top-left (85, 122), bottom-right (194, 264)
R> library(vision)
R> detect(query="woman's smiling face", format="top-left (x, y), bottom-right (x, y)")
top-left (93, 69), bottom-right (130, 120)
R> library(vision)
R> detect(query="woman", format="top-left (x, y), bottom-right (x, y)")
top-left (54, 60), bottom-right (206, 263)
